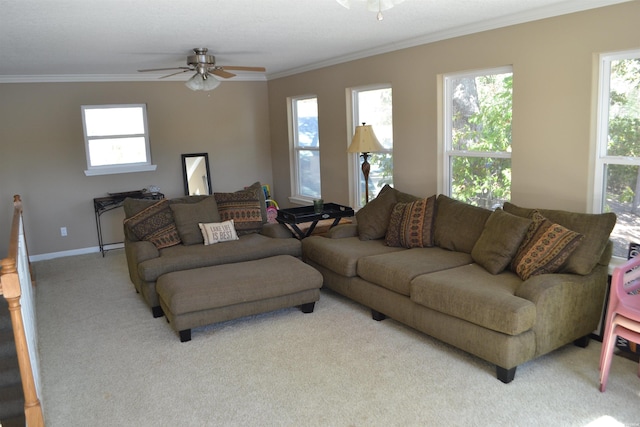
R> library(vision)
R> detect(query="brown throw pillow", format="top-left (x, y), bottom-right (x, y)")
top-left (385, 196), bottom-right (436, 248)
top-left (510, 210), bottom-right (584, 281)
top-left (170, 196), bottom-right (221, 245)
top-left (123, 199), bottom-right (181, 249)
top-left (471, 209), bottom-right (532, 274)
top-left (214, 182), bottom-right (265, 235)
top-left (356, 184), bottom-right (398, 240)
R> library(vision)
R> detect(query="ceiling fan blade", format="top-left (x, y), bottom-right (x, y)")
top-left (159, 69), bottom-right (191, 79)
top-left (210, 68), bottom-right (236, 79)
top-left (220, 66), bottom-right (266, 72)
top-left (138, 67), bottom-right (191, 72)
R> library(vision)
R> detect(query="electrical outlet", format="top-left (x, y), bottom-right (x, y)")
top-left (60, 227), bottom-right (67, 237)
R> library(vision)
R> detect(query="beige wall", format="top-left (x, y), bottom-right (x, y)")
top-left (0, 81), bottom-right (272, 257)
top-left (268, 2), bottom-right (640, 212)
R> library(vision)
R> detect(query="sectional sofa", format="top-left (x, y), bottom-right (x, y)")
top-left (302, 185), bottom-right (616, 382)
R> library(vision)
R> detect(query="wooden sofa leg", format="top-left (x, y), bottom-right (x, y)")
top-left (372, 310), bottom-right (386, 321)
top-left (152, 306), bottom-right (164, 318)
top-left (300, 302), bottom-right (315, 313)
top-left (496, 366), bottom-right (516, 383)
top-left (179, 329), bottom-right (191, 343)
top-left (574, 335), bottom-right (590, 348)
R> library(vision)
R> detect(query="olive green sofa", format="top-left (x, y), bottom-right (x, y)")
top-left (302, 186), bottom-right (616, 383)
top-left (123, 183), bottom-right (301, 318)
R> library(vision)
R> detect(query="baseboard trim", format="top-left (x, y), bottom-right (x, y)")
top-left (29, 244), bottom-right (124, 262)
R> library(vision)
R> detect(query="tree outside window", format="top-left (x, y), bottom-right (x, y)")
top-left (596, 51), bottom-right (640, 259)
top-left (443, 68), bottom-right (513, 209)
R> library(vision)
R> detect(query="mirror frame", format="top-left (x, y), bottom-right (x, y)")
top-left (181, 153), bottom-right (212, 196)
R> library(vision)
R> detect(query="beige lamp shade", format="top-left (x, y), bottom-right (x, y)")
top-left (347, 124), bottom-right (384, 153)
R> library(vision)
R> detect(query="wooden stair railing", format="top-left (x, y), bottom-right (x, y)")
top-left (0, 195), bottom-right (44, 426)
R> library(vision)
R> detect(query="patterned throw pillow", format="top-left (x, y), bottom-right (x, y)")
top-left (510, 210), bottom-right (584, 281)
top-left (198, 220), bottom-right (239, 245)
top-left (123, 199), bottom-right (181, 249)
top-left (214, 183), bottom-right (264, 235)
top-left (385, 196), bottom-right (436, 248)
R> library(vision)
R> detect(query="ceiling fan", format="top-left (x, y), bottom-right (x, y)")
top-left (138, 48), bottom-right (266, 91)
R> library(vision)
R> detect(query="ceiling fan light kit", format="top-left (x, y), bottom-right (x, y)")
top-left (336, 0), bottom-right (405, 20)
top-left (138, 48), bottom-right (265, 92)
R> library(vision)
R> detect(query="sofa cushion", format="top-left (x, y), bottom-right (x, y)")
top-left (355, 184), bottom-right (398, 240)
top-left (214, 182), bottom-right (265, 236)
top-left (510, 210), bottom-right (584, 281)
top-left (138, 232), bottom-right (302, 282)
top-left (123, 199), bottom-right (181, 249)
top-left (358, 247), bottom-right (473, 296)
top-left (471, 209), bottom-right (532, 274)
top-left (302, 236), bottom-right (404, 277)
top-left (434, 195), bottom-right (492, 254)
top-left (410, 264), bottom-right (535, 336)
top-left (199, 220), bottom-right (239, 245)
top-left (503, 202), bottom-right (616, 275)
top-left (170, 196), bottom-right (221, 245)
top-left (385, 196), bottom-right (436, 248)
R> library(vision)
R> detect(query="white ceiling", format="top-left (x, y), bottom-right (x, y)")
top-left (0, 0), bottom-right (631, 83)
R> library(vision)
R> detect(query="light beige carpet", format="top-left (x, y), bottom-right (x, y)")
top-left (34, 252), bottom-right (639, 426)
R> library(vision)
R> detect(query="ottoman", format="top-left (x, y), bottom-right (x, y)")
top-left (156, 255), bottom-right (323, 342)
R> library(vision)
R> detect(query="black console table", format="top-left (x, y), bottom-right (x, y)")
top-left (276, 203), bottom-right (354, 239)
top-left (93, 191), bottom-right (164, 256)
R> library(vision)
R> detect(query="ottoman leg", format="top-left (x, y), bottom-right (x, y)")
top-left (300, 302), bottom-right (315, 313)
top-left (179, 329), bottom-right (191, 343)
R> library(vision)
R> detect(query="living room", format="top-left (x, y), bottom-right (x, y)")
top-left (1, 1), bottom-right (639, 425)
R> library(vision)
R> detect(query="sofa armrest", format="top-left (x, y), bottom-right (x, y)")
top-left (260, 223), bottom-right (294, 239)
top-left (515, 265), bottom-right (608, 356)
top-left (327, 223), bottom-right (359, 239)
top-left (124, 239), bottom-right (159, 287)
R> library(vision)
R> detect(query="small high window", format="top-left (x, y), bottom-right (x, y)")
top-left (81, 104), bottom-right (156, 176)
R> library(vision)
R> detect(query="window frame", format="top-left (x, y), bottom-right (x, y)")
top-left (439, 66), bottom-right (513, 206)
top-left (593, 49), bottom-right (640, 262)
top-left (287, 95), bottom-right (321, 204)
top-left (347, 84), bottom-right (394, 209)
top-left (81, 103), bottom-right (156, 176)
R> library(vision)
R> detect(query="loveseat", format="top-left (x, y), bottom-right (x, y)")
top-left (302, 185), bottom-right (616, 382)
top-left (123, 182), bottom-right (301, 317)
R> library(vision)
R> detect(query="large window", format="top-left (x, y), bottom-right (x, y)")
top-left (289, 96), bottom-right (320, 201)
top-left (350, 85), bottom-right (393, 207)
top-left (81, 104), bottom-right (156, 176)
top-left (594, 50), bottom-right (640, 259)
top-left (441, 67), bottom-right (513, 209)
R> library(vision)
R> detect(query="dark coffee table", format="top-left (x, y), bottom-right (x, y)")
top-left (276, 203), bottom-right (354, 239)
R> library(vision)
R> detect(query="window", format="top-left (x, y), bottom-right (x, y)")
top-left (441, 67), bottom-right (513, 209)
top-left (350, 85), bottom-right (393, 208)
top-left (289, 96), bottom-right (320, 201)
top-left (81, 104), bottom-right (156, 176)
top-left (594, 50), bottom-right (640, 259)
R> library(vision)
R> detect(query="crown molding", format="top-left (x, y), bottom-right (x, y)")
top-left (267, 0), bottom-right (632, 79)
top-left (0, 73), bottom-right (266, 84)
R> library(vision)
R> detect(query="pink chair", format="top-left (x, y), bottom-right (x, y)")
top-left (599, 255), bottom-right (640, 392)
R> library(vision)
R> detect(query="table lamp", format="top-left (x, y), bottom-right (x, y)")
top-left (347, 123), bottom-right (385, 203)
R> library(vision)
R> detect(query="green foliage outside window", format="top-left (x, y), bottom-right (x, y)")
top-left (450, 73), bottom-right (513, 209)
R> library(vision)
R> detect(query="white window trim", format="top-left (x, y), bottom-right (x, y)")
top-left (81, 104), bottom-right (156, 176)
top-left (439, 66), bottom-right (513, 197)
top-left (592, 49), bottom-right (640, 264)
top-left (287, 95), bottom-right (320, 204)
top-left (347, 83), bottom-right (393, 209)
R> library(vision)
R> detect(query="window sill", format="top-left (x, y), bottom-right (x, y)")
top-left (84, 164), bottom-right (157, 176)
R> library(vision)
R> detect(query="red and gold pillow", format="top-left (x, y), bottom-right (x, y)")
top-left (385, 196), bottom-right (436, 248)
top-left (510, 210), bottom-right (584, 280)
top-left (124, 199), bottom-right (181, 249)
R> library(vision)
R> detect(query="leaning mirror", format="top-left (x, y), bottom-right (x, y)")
top-left (182, 153), bottom-right (212, 196)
